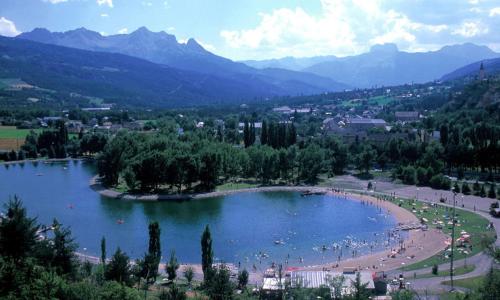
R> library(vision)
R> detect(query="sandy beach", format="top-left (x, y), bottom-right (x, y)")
top-left (299, 192), bottom-right (448, 273)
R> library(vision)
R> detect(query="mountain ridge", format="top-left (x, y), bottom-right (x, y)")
top-left (242, 43), bottom-right (499, 88)
top-left (17, 27), bottom-right (349, 94)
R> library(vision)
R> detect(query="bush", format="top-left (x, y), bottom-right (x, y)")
top-left (480, 185), bottom-right (486, 198)
top-left (432, 264), bottom-right (438, 275)
top-left (462, 182), bottom-right (471, 195)
top-left (429, 175), bottom-right (451, 190)
top-left (401, 166), bottom-right (417, 185)
top-left (416, 167), bottom-right (428, 185)
top-left (488, 184), bottom-right (497, 199)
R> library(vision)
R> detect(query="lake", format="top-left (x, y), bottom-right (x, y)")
top-left (0, 160), bottom-right (402, 267)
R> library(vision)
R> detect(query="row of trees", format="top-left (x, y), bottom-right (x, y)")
top-left (0, 122), bottom-right (108, 162)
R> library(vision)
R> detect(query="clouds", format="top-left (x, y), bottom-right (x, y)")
top-left (490, 7), bottom-right (500, 17)
top-left (220, 0), bottom-right (499, 59)
top-left (452, 21), bottom-right (489, 37)
top-left (0, 17), bottom-right (21, 37)
top-left (43, 0), bottom-right (68, 3)
top-left (117, 28), bottom-right (128, 34)
top-left (96, 0), bottom-right (113, 8)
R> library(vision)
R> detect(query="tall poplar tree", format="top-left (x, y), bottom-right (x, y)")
top-left (201, 225), bottom-right (214, 283)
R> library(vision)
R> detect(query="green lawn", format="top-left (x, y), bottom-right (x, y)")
top-left (442, 275), bottom-right (485, 290)
top-left (0, 126), bottom-right (41, 139)
top-left (393, 197), bottom-right (494, 271)
top-left (368, 95), bottom-right (394, 106)
top-left (216, 181), bottom-right (260, 192)
top-left (414, 265), bottom-right (475, 279)
top-left (0, 126), bottom-right (78, 140)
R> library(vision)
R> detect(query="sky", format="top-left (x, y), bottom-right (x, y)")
top-left (0, 0), bottom-right (499, 60)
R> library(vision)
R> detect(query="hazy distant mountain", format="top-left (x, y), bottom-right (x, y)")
top-left (18, 27), bottom-right (348, 94)
top-left (243, 43), bottom-right (499, 88)
top-left (0, 36), bottom-right (287, 107)
top-left (441, 57), bottom-right (500, 81)
top-left (242, 56), bottom-right (338, 71)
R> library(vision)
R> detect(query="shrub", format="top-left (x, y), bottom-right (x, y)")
top-left (429, 175), bottom-right (451, 190)
top-left (401, 166), bottom-right (417, 185)
top-left (432, 264), bottom-right (438, 275)
top-left (462, 182), bottom-right (471, 195)
top-left (488, 184), bottom-right (497, 199)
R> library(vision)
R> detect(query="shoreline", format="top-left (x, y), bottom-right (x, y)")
top-left (87, 177), bottom-right (449, 277)
top-left (90, 175), bottom-right (335, 201)
top-left (0, 157), bottom-right (86, 166)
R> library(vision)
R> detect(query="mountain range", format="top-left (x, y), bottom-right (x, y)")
top-left (0, 36), bottom-right (294, 107)
top-left (17, 27), bottom-right (348, 96)
top-left (3, 26), bottom-right (500, 107)
top-left (243, 43), bottom-right (499, 88)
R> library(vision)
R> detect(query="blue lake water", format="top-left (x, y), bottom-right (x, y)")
top-left (0, 160), bottom-right (401, 267)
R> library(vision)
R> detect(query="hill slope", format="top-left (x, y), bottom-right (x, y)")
top-left (441, 58), bottom-right (500, 81)
top-left (0, 36), bottom-right (287, 107)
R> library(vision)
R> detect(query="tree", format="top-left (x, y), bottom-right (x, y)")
top-left (401, 166), bottom-right (417, 185)
top-left (183, 267), bottom-right (194, 287)
top-left (391, 289), bottom-right (416, 300)
top-left (158, 284), bottom-right (186, 300)
top-left (51, 219), bottom-right (78, 277)
top-left (480, 185), bottom-right (487, 198)
top-left (205, 266), bottom-right (234, 300)
top-left (488, 184), bottom-right (497, 199)
top-left (328, 275), bottom-right (345, 300)
top-left (237, 269), bottom-right (249, 289)
top-left (101, 236), bottom-right (107, 267)
top-left (298, 144), bottom-right (324, 184)
top-left (479, 268), bottom-right (500, 300)
top-left (350, 272), bottom-right (371, 300)
top-left (147, 221), bottom-right (161, 281)
top-left (260, 120), bottom-right (268, 145)
top-left (356, 146), bottom-right (376, 174)
top-left (416, 167), bottom-right (428, 185)
top-left (0, 197), bottom-right (39, 261)
top-left (165, 250), bottom-right (179, 281)
top-left (453, 182), bottom-right (461, 194)
top-left (462, 182), bottom-right (471, 195)
top-left (432, 264), bottom-right (438, 275)
top-left (105, 248), bottom-right (133, 286)
top-left (98, 281), bottom-right (140, 300)
top-left (201, 225), bottom-right (214, 283)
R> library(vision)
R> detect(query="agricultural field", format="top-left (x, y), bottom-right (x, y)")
top-left (0, 126), bottom-right (40, 151)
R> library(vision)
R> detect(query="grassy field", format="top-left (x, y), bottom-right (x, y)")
top-left (442, 274), bottom-right (485, 290)
top-left (414, 265), bottom-right (475, 279)
top-left (368, 95), bottom-right (394, 106)
top-left (394, 197), bottom-right (494, 271)
top-left (216, 181), bottom-right (260, 192)
top-left (0, 126), bottom-right (41, 139)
